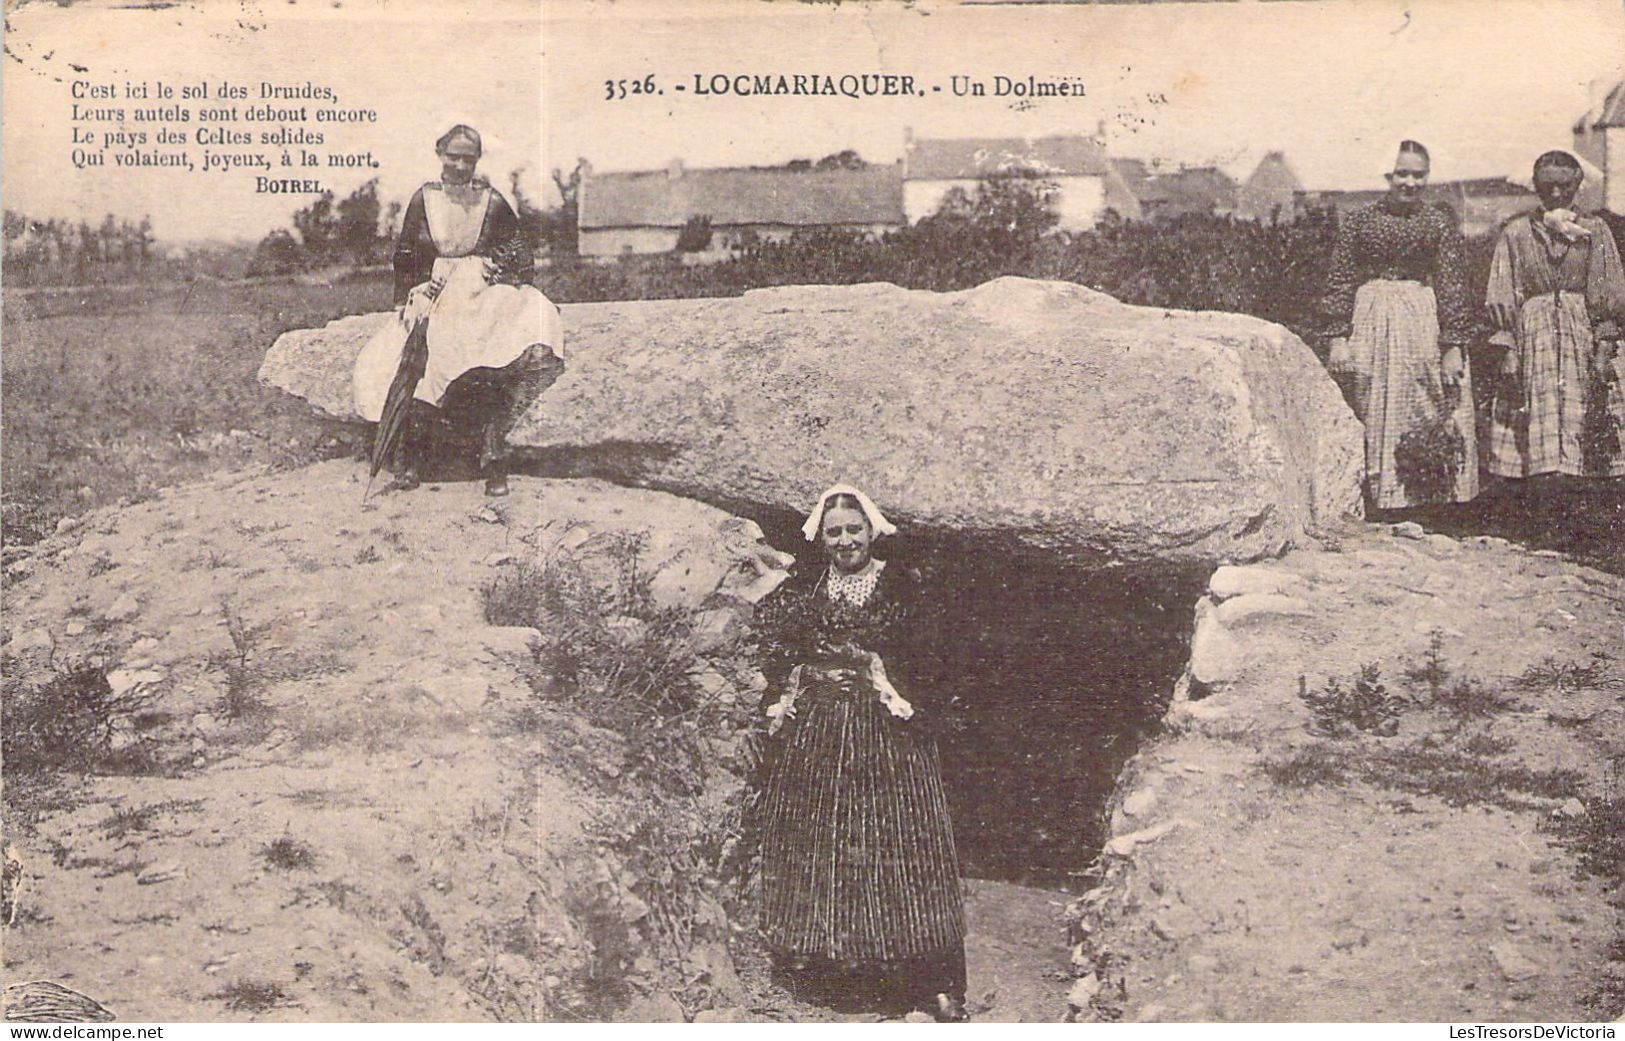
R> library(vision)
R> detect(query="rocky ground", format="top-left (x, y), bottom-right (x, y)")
top-left (1071, 521), bottom-right (1625, 1022)
top-left (2, 460), bottom-right (1621, 1023)
top-left (0, 461), bottom-right (1078, 1022)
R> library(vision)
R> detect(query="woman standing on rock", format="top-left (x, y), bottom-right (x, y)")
top-left (1484, 151), bottom-right (1625, 482)
top-left (751, 485), bottom-right (968, 1022)
top-left (1319, 140), bottom-right (1480, 510)
top-left (352, 124), bottom-right (564, 496)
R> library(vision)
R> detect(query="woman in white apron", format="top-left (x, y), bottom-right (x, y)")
top-left (353, 124), bottom-right (564, 496)
top-left (1318, 141), bottom-right (1479, 511)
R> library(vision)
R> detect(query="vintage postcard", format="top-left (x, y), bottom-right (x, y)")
top-left (3, 0), bottom-right (1624, 1027)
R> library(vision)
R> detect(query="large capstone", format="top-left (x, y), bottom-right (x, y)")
top-left (259, 277), bottom-right (1363, 563)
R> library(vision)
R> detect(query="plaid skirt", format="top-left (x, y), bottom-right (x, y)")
top-left (1346, 280), bottom-right (1480, 509)
top-left (757, 683), bottom-right (965, 964)
top-left (1487, 291), bottom-right (1623, 478)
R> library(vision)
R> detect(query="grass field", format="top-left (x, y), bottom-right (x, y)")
top-left (2, 277), bottom-right (382, 546)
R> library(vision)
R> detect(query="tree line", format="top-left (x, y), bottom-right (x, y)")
top-left (3, 211), bottom-right (158, 286)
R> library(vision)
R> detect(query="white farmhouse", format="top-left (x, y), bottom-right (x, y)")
top-left (1574, 81), bottom-right (1625, 214)
top-left (901, 133), bottom-right (1142, 229)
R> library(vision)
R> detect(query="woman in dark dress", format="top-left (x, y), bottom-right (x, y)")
top-left (752, 484), bottom-right (968, 1022)
top-left (353, 124), bottom-right (563, 496)
top-left (1318, 140), bottom-right (1479, 510)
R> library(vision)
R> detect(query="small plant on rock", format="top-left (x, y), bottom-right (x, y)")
top-left (212, 599), bottom-right (270, 720)
top-left (1301, 663), bottom-right (1403, 737)
top-left (261, 835), bottom-right (317, 872)
top-left (1402, 631), bottom-right (1451, 702)
top-left (1433, 676), bottom-right (1519, 720)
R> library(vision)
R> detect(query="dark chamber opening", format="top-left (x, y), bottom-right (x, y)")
top-left (750, 509), bottom-right (1206, 892)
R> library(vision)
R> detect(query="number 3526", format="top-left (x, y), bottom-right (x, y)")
top-left (605, 75), bottom-right (660, 100)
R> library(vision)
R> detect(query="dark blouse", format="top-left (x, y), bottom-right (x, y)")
top-left (391, 181), bottom-right (533, 305)
top-left (754, 563), bottom-right (949, 735)
top-left (1317, 199), bottom-right (1474, 349)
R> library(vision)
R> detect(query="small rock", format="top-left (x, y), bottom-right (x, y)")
top-left (1553, 798), bottom-right (1587, 820)
top-left (1208, 564), bottom-right (1302, 601)
top-left (738, 568), bottom-right (790, 605)
top-left (64, 621), bottom-right (87, 637)
top-left (1215, 593), bottom-right (1312, 627)
top-left (1106, 819), bottom-right (1183, 857)
top-left (107, 668), bottom-right (165, 696)
top-left (603, 615), bottom-right (647, 645)
top-left (1390, 521), bottom-right (1426, 540)
top-left (1470, 535), bottom-right (1513, 550)
top-left (55, 516), bottom-right (81, 536)
top-left (192, 753), bottom-right (207, 768)
top-left (482, 551), bottom-right (514, 567)
top-left (190, 735), bottom-right (208, 754)
top-left (1188, 604), bottom-right (1245, 686)
top-left (110, 729), bottom-right (141, 753)
top-left (105, 594), bottom-right (141, 622)
top-left (480, 626), bottom-right (543, 659)
top-left (1151, 906), bottom-right (1201, 941)
top-left (130, 636), bottom-right (160, 656)
top-left (137, 861), bottom-right (186, 885)
top-left (1489, 943), bottom-right (1541, 982)
top-left (1425, 534), bottom-right (1459, 554)
top-left (903, 1011), bottom-right (935, 1024)
top-left (473, 506), bottom-right (504, 525)
top-left (692, 1008), bottom-right (750, 1024)
top-left (1066, 975), bottom-right (1101, 1009)
top-left (1531, 549), bottom-right (1564, 560)
top-left (6, 559), bottom-right (34, 579)
top-left (192, 712), bottom-right (220, 735)
top-left (754, 546), bottom-right (796, 571)
top-left (689, 606), bottom-right (743, 653)
top-left (1121, 787), bottom-right (1159, 818)
top-left (621, 993), bottom-right (686, 1022)
top-left (11, 627), bottom-right (54, 654)
top-left (689, 667), bottom-right (731, 699)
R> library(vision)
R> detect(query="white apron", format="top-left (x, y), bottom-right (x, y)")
top-left (352, 186), bottom-right (564, 422)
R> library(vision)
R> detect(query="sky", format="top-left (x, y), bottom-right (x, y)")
top-left (5, 0), bottom-right (1622, 242)
top-left (2, 0), bottom-right (542, 243)
top-left (544, 0), bottom-right (1625, 198)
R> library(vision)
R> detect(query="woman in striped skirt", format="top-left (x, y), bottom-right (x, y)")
top-left (752, 485), bottom-right (967, 1021)
top-left (1319, 140), bottom-right (1480, 510)
top-left (1485, 151), bottom-right (1625, 480)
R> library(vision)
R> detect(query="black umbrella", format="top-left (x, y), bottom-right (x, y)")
top-left (365, 314), bottom-right (433, 502)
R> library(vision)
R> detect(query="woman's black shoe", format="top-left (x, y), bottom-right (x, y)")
top-left (483, 475), bottom-right (510, 497)
top-left (392, 468), bottom-right (421, 492)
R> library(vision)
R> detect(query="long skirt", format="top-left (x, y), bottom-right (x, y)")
top-left (1346, 279), bottom-right (1480, 509)
top-left (757, 685), bottom-right (965, 983)
top-left (1487, 291), bottom-right (1624, 479)
top-left (387, 324), bottom-right (562, 476)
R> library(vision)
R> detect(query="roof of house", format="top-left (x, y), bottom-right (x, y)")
top-left (1135, 166), bottom-right (1239, 211)
top-left (905, 136), bottom-right (1113, 180)
top-left (1583, 81), bottom-right (1625, 130)
top-left (578, 164), bottom-right (905, 229)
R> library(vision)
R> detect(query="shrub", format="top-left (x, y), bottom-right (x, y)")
top-left (1393, 397), bottom-right (1467, 505)
top-left (1, 660), bottom-right (148, 776)
top-left (1301, 663), bottom-right (1404, 737)
top-left (480, 528), bottom-right (703, 719)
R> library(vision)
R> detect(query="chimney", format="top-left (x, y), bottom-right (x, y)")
top-left (667, 158), bottom-right (684, 180)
